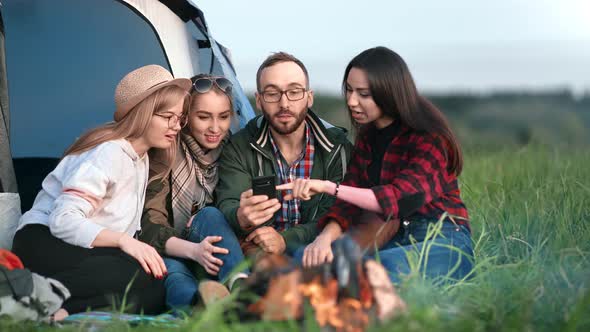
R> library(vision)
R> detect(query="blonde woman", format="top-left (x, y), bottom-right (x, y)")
top-left (140, 74), bottom-right (246, 311)
top-left (12, 65), bottom-right (192, 318)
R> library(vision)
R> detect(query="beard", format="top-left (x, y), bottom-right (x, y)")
top-left (261, 105), bottom-right (308, 135)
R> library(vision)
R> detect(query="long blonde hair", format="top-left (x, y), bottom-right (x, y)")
top-left (64, 85), bottom-right (190, 181)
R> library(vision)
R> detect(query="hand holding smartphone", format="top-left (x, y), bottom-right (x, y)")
top-left (237, 175), bottom-right (280, 230)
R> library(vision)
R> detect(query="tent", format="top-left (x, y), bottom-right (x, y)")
top-left (0, 0), bottom-right (255, 248)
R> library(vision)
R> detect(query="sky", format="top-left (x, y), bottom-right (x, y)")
top-left (195, 0), bottom-right (590, 95)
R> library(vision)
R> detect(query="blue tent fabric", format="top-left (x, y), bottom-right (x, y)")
top-left (2, 0), bottom-right (255, 212)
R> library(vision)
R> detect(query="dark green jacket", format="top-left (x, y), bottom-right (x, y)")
top-left (215, 109), bottom-right (352, 253)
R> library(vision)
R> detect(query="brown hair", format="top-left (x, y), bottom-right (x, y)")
top-left (343, 46), bottom-right (463, 175)
top-left (64, 85), bottom-right (190, 181)
top-left (256, 52), bottom-right (309, 91)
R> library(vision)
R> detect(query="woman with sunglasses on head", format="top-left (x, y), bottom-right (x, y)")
top-left (140, 74), bottom-right (246, 312)
top-left (279, 47), bottom-right (473, 284)
top-left (11, 65), bottom-right (192, 319)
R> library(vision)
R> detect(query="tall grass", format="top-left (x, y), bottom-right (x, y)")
top-left (371, 145), bottom-right (589, 332)
top-left (2, 146), bottom-right (588, 331)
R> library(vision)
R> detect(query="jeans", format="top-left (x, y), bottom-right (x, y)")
top-left (293, 219), bottom-right (474, 284)
top-left (375, 220), bottom-right (474, 284)
top-left (163, 207), bottom-right (245, 310)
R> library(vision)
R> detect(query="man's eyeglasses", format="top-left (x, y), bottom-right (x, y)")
top-left (154, 113), bottom-right (188, 129)
top-left (260, 88), bottom-right (307, 103)
top-left (192, 77), bottom-right (233, 94)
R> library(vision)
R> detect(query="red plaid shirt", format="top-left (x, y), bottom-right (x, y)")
top-left (269, 123), bottom-right (315, 231)
top-left (318, 122), bottom-right (469, 232)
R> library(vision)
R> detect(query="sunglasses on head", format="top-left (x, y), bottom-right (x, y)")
top-left (192, 77), bottom-right (233, 94)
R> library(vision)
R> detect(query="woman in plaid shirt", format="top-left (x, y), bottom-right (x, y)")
top-left (278, 46), bottom-right (473, 283)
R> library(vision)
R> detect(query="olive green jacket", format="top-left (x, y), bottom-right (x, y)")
top-left (215, 109), bottom-right (352, 253)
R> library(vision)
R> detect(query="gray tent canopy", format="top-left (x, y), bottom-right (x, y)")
top-left (0, 0), bottom-right (255, 248)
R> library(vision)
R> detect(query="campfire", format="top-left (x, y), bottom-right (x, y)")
top-left (244, 236), bottom-right (406, 331)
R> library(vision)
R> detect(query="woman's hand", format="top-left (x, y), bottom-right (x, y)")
top-left (118, 234), bottom-right (167, 279)
top-left (192, 236), bottom-right (229, 275)
top-left (302, 234), bottom-right (334, 268)
top-left (276, 179), bottom-right (335, 201)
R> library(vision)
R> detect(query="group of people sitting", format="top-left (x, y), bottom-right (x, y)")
top-left (10, 46), bottom-right (474, 320)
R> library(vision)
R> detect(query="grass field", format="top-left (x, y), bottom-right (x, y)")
top-left (3, 91), bottom-right (590, 331)
top-left (3, 145), bottom-right (588, 331)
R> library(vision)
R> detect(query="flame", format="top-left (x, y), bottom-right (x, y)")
top-left (298, 277), bottom-right (369, 332)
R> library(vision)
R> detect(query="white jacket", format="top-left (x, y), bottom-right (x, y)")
top-left (18, 139), bottom-right (149, 248)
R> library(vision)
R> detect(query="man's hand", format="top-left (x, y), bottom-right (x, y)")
top-left (237, 189), bottom-right (281, 230)
top-left (244, 226), bottom-right (286, 254)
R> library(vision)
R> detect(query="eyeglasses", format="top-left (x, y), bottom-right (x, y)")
top-left (192, 77), bottom-right (233, 94)
top-left (260, 88), bottom-right (307, 103)
top-left (154, 112), bottom-right (188, 129)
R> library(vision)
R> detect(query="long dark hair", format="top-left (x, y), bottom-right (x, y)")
top-left (343, 46), bottom-right (463, 175)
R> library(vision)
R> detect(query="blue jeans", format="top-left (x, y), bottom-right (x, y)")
top-left (375, 220), bottom-right (474, 284)
top-left (293, 220), bottom-right (474, 284)
top-left (163, 207), bottom-right (245, 310)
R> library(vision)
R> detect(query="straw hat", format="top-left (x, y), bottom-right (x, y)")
top-left (114, 65), bottom-right (192, 121)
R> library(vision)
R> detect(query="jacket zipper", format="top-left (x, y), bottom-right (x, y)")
top-left (250, 143), bottom-right (273, 163)
top-left (309, 144), bottom-right (343, 222)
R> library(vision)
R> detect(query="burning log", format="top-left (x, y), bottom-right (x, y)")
top-left (244, 235), bottom-right (406, 331)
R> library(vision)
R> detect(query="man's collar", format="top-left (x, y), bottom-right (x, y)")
top-left (268, 122), bottom-right (314, 163)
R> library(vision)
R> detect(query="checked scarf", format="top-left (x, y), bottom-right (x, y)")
top-left (170, 132), bottom-right (227, 231)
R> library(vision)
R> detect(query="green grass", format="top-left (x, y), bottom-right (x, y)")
top-left (2, 145), bottom-right (589, 331)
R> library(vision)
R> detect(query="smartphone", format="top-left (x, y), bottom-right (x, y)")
top-left (252, 175), bottom-right (277, 199)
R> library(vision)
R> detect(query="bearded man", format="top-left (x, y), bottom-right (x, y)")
top-left (214, 52), bottom-right (352, 256)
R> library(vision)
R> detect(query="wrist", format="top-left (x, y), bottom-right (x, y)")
top-left (117, 233), bottom-right (131, 247)
top-left (236, 208), bottom-right (249, 230)
top-left (188, 242), bottom-right (201, 261)
top-left (317, 231), bottom-right (335, 243)
top-left (331, 181), bottom-right (340, 196)
top-left (324, 181), bottom-right (338, 196)
top-left (279, 234), bottom-right (287, 252)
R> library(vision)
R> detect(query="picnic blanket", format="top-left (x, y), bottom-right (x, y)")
top-left (62, 312), bottom-right (181, 328)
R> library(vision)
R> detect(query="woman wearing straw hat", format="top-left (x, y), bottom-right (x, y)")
top-left (140, 74), bottom-right (247, 311)
top-left (12, 64), bottom-right (192, 319)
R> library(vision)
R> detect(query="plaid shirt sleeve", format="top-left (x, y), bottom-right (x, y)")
top-left (371, 134), bottom-right (449, 219)
top-left (317, 140), bottom-right (367, 232)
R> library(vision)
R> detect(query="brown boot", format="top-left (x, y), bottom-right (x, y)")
top-left (198, 280), bottom-right (230, 306)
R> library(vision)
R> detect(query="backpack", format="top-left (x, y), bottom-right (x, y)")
top-left (0, 250), bottom-right (70, 322)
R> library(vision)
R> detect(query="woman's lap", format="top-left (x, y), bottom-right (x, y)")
top-left (12, 224), bottom-right (165, 314)
top-left (162, 207), bottom-right (246, 309)
top-left (374, 221), bottom-right (474, 283)
top-left (293, 220), bottom-right (474, 284)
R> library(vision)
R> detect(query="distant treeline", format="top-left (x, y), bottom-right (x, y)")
top-left (429, 90), bottom-right (589, 147)
top-left (246, 90), bottom-right (589, 148)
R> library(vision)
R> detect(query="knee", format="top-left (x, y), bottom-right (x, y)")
top-left (194, 207), bottom-right (232, 233)
top-left (195, 207), bottom-right (226, 225)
